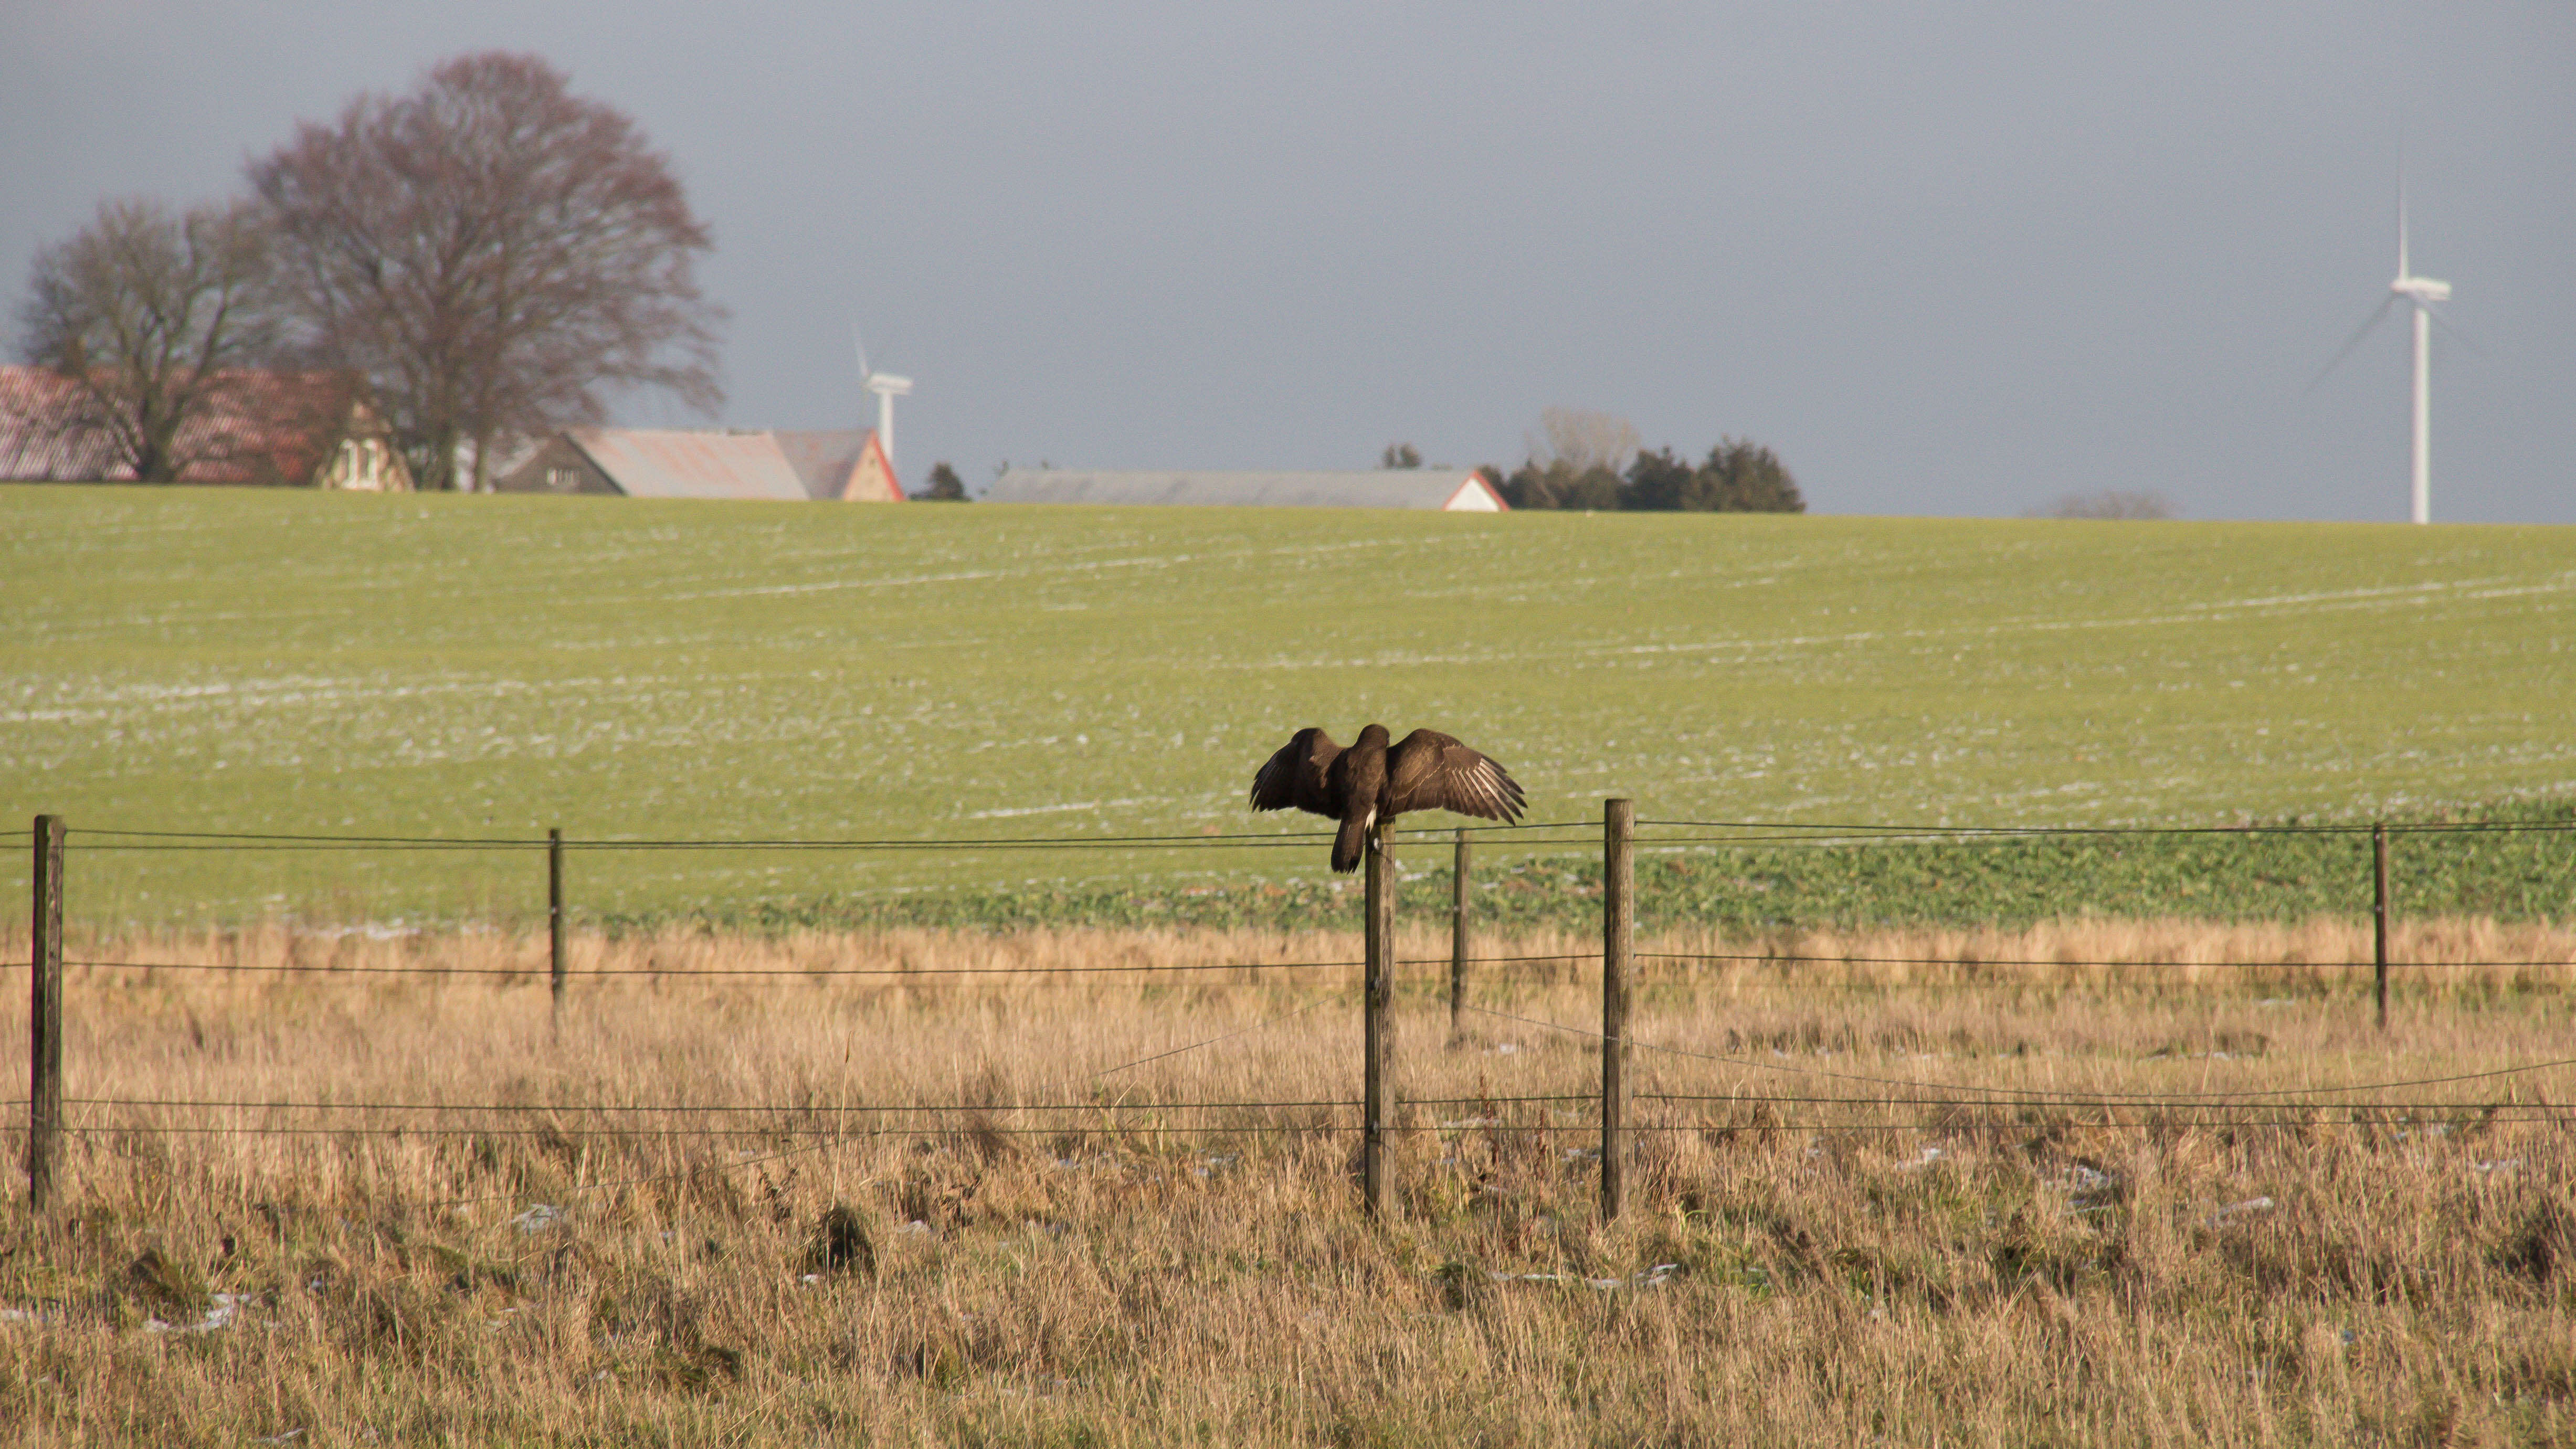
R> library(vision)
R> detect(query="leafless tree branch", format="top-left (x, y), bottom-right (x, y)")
top-left (1524, 405), bottom-right (1641, 478)
top-left (250, 52), bottom-right (725, 490)
top-left (13, 197), bottom-right (279, 481)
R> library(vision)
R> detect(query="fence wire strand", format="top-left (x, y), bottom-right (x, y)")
top-left (45, 1093), bottom-right (2556, 1119)
top-left (22, 951), bottom-right (1628, 978)
top-left (59, 1096), bottom-right (1361, 1114)
top-left (46, 957), bottom-right (1364, 977)
top-left (1640, 817), bottom-right (2576, 838)
top-left (412, 990), bottom-right (1350, 1210)
top-left (1460, 1003), bottom-right (2576, 1100)
top-left (36, 1109), bottom-right (2564, 1142)
top-left (66, 816), bottom-right (2575, 849)
top-left (1637, 951), bottom-right (2575, 970)
top-left (29, 950), bottom-right (2570, 977)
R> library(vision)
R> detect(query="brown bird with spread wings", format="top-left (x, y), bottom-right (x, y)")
top-left (1249, 725), bottom-right (1527, 873)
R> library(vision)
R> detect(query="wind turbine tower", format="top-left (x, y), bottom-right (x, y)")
top-left (856, 332), bottom-right (914, 473)
top-left (2391, 190), bottom-right (2450, 525)
top-left (2315, 170), bottom-right (2456, 523)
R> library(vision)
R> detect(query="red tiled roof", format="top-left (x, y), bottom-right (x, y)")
top-left (0, 368), bottom-right (122, 479)
top-left (0, 366), bottom-right (373, 485)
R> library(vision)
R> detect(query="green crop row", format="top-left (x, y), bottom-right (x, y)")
top-left (595, 798), bottom-right (2576, 937)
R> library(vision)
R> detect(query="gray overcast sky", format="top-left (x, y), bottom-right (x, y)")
top-left (6, 2), bottom-right (2570, 521)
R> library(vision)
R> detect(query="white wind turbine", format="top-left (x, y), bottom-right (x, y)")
top-left (855, 330), bottom-right (914, 472)
top-left (2312, 167), bottom-right (2454, 524)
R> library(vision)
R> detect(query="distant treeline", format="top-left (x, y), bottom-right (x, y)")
top-left (1485, 438), bottom-right (1804, 514)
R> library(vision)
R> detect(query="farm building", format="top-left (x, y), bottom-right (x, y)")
top-left (984, 468), bottom-right (1507, 511)
top-left (0, 365), bottom-right (411, 490)
top-left (496, 428), bottom-right (904, 502)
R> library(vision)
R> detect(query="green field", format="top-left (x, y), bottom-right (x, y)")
top-left (2, 485), bottom-right (2570, 923)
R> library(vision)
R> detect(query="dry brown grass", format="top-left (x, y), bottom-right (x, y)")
top-left (5, 917), bottom-right (2574, 1445)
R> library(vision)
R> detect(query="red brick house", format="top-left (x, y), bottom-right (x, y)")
top-left (0, 365), bottom-right (411, 490)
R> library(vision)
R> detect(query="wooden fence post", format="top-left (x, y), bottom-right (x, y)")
top-left (1363, 821), bottom-right (1394, 1218)
top-left (1450, 828), bottom-right (1471, 1042)
top-left (28, 815), bottom-right (64, 1215)
top-left (2372, 822), bottom-right (2390, 1031)
top-left (549, 828), bottom-right (566, 1034)
top-left (1601, 798), bottom-right (1633, 1222)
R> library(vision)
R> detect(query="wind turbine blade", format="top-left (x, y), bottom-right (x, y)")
top-left (2305, 295), bottom-right (2399, 395)
top-left (2424, 304), bottom-right (2484, 357)
top-left (854, 328), bottom-right (872, 383)
top-left (2395, 143), bottom-right (2408, 278)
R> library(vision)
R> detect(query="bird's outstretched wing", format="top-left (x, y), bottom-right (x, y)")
top-left (1250, 727), bottom-right (1344, 817)
top-left (1384, 729), bottom-right (1526, 822)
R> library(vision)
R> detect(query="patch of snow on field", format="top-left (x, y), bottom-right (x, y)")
top-left (147, 1294), bottom-right (255, 1334)
top-left (967, 799), bottom-right (1155, 819)
top-left (2207, 1197), bottom-right (2275, 1226)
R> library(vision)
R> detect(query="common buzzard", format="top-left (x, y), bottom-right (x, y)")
top-left (1249, 725), bottom-right (1527, 873)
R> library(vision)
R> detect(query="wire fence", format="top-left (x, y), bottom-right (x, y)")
top-left (44, 809), bottom-right (2576, 938)
top-left (13, 806), bottom-right (2575, 1219)
top-left (23, 948), bottom-right (2576, 976)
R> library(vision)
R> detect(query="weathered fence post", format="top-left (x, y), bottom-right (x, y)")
top-left (2372, 822), bottom-right (2390, 1031)
top-left (1363, 822), bottom-right (1394, 1218)
top-left (1601, 798), bottom-right (1633, 1222)
top-left (1450, 828), bottom-right (1471, 1042)
top-left (548, 827), bottom-right (566, 1034)
top-left (28, 815), bottom-right (64, 1215)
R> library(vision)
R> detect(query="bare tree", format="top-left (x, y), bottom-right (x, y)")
top-left (251, 52), bottom-right (723, 491)
top-left (2027, 490), bottom-right (2177, 520)
top-left (14, 197), bottom-right (278, 482)
top-left (1524, 405), bottom-right (1641, 478)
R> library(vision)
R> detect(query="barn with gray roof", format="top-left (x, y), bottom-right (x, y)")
top-left (985, 468), bottom-right (1505, 511)
top-left (496, 427), bottom-right (904, 502)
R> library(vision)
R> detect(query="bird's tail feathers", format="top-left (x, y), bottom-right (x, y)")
top-left (1331, 814), bottom-right (1367, 874)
